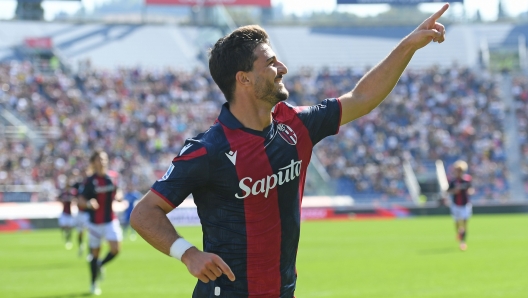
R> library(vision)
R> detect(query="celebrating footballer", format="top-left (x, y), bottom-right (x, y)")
top-left (131, 3), bottom-right (450, 297)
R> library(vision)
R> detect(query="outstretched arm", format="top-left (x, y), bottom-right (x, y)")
top-left (131, 190), bottom-right (235, 283)
top-left (339, 3), bottom-right (449, 125)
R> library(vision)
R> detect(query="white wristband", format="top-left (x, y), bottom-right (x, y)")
top-left (169, 238), bottom-right (194, 261)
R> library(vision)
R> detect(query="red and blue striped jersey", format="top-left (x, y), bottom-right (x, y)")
top-left (448, 175), bottom-right (472, 206)
top-left (151, 98), bottom-right (342, 298)
top-left (72, 181), bottom-right (88, 212)
top-left (58, 190), bottom-right (73, 215)
top-left (81, 174), bottom-right (117, 224)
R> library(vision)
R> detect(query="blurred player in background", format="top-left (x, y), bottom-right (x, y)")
top-left (79, 150), bottom-right (123, 295)
top-left (57, 182), bottom-right (76, 250)
top-left (448, 160), bottom-right (474, 251)
top-left (71, 168), bottom-right (90, 257)
top-left (121, 184), bottom-right (142, 241)
top-left (131, 4), bottom-right (449, 297)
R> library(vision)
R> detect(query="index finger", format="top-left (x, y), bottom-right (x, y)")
top-left (214, 257), bottom-right (236, 281)
top-left (430, 3), bottom-right (449, 21)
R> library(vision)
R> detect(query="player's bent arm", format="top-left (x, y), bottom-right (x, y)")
top-left (339, 3), bottom-right (448, 125)
top-left (468, 187), bottom-right (475, 196)
top-left (115, 188), bottom-right (124, 201)
top-left (130, 190), bottom-right (235, 283)
top-left (130, 190), bottom-right (178, 255)
top-left (78, 195), bottom-right (99, 210)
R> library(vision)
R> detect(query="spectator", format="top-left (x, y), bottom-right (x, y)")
top-left (0, 61), bottom-right (511, 202)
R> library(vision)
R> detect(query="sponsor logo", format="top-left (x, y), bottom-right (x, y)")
top-left (179, 143), bottom-right (193, 156)
top-left (235, 159), bottom-right (302, 199)
top-left (95, 185), bottom-right (116, 193)
top-left (225, 150), bottom-right (237, 165)
top-left (277, 123), bottom-right (297, 145)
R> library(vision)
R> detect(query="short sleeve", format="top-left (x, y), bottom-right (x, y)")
top-left (448, 180), bottom-right (455, 190)
top-left (151, 141), bottom-right (209, 209)
top-left (464, 175), bottom-right (472, 188)
top-left (293, 98), bottom-right (342, 145)
top-left (80, 178), bottom-right (95, 200)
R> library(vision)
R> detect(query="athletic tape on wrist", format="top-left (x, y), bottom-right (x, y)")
top-left (169, 238), bottom-right (194, 261)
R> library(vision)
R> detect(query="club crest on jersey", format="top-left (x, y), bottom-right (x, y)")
top-left (277, 123), bottom-right (297, 145)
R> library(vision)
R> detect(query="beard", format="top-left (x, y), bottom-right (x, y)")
top-left (254, 76), bottom-right (289, 106)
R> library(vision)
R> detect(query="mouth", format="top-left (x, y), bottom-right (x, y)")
top-left (275, 75), bottom-right (283, 83)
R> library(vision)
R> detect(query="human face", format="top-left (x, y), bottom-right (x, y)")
top-left (251, 43), bottom-right (289, 105)
top-left (92, 152), bottom-right (108, 174)
top-left (454, 167), bottom-right (463, 179)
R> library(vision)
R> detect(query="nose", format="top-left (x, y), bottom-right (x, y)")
top-left (276, 60), bottom-right (288, 75)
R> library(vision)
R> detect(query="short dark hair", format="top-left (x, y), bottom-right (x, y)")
top-left (209, 25), bottom-right (270, 102)
top-left (89, 150), bottom-right (106, 164)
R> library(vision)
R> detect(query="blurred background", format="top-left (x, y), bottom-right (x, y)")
top-left (1, 0), bottom-right (528, 218)
top-left (1, 1), bottom-right (528, 297)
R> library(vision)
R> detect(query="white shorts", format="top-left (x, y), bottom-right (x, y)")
top-left (88, 219), bottom-right (123, 248)
top-left (58, 213), bottom-right (75, 228)
top-left (451, 204), bottom-right (472, 221)
top-left (76, 211), bottom-right (90, 232)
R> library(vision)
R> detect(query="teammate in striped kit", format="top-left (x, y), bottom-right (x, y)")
top-left (79, 150), bottom-right (123, 295)
top-left (131, 4), bottom-right (449, 297)
top-left (70, 169), bottom-right (90, 257)
top-left (448, 160), bottom-right (474, 251)
top-left (57, 185), bottom-right (76, 250)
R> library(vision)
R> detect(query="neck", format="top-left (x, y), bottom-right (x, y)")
top-left (229, 97), bottom-right (275, 131)
top-left (95, 169), bottom-right (106, 176)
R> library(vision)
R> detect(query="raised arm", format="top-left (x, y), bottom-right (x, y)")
top-left (130, 190), bottom-right (235, 283)
top-left (339, 3), bottom-right (449, 125)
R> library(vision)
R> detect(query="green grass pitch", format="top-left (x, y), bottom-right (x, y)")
top-left (1, 214), bottom-right (527, 297)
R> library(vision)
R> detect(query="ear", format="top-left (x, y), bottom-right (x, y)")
top-left (235, 71), bottom-right (253, 86)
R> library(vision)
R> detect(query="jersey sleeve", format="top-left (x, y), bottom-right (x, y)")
top-left (464, 175), bottom-right (472, 189)
top-left (150, 140), bottom-right (209, 209)
top-left (293, 98), bottom-right (342, 145)
top-left (80, 178), bottom-right (95, 200)
top-left (448, 180), bottom-right (455, 190)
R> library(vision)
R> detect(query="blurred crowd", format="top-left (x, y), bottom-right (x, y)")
top-left (0, 61), bottom-right (222, 200)
top-left (0, 60), bottom-right (515, 202)
top-left (512, 75), bottom-right (528, 192)
top-left (289, 66), bottom-right (509, 201)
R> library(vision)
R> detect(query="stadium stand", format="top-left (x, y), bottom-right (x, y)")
top-left (2, 19), bottom-right (528, 203)
top-left (512, 74), bottom-right (528, 191)
top-left (0, 59), bottom-right (514, 203)
top-left (288, 66), bottom-right (509, 202)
